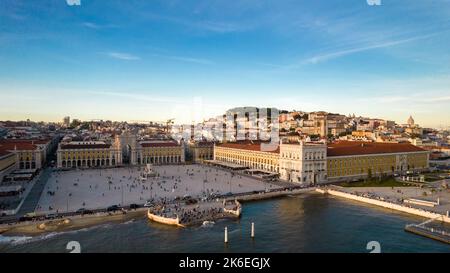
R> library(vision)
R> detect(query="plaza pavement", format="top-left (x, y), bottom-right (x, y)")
top-left (35, 165), bottom-right (283, 213)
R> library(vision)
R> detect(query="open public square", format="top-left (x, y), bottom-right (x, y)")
top-left (35, 165), bottom-right (283, 213)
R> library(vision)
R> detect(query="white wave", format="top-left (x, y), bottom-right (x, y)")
top-left (8, 232), bottom-right (60, 246)
top-left (201, 221), bottom-right (215, 228)
top-left (0, 223), bottom-right (112, 246)
top-left (122, 219), bottom-right (135, 225)
top-left (0, 235), bottom-right (33, 245)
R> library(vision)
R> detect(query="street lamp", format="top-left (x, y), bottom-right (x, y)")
top-left (203, 170), bottom-right (208, 196)
top-left (150, 180), bottom-right (153, 201)
top-left (67, 192), bottom-right (71, 212)
top-left (121, 180), bottom-right (124, 206)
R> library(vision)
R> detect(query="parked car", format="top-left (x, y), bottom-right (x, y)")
top-left (144, 201), bottom-right (154, 207)
top-left (19, 216), bottom-right (32, 222)
top-left (185, 198), bottom-right (198, 205)
top-left (107, 205), bottom-right (121, 212)
top-left (45, 213), bottom-right (59, 220)
top-left (22, 212), bottom-right (46, 221)
top-left (76, 208), bottom-right (93, 215)
top-left (129, 204), bottom-right (140, 210)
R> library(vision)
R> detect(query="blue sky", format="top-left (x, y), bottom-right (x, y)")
top-left (0, 0), bottom-right (449, 128)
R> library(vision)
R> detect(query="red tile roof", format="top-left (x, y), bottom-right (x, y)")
top-left (0, 139), bottom-right (50, 145)
top-left (327, 141), bottom-right (427, 157)
top-left (0, 141), bottom-right (39, 152)
top-left (216, 140), bottom-right (427, 157)
top-left (0, 139), bottom-right (45, 158)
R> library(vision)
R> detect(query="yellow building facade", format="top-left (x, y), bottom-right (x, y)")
top-left (213, 141), bottom-right (429, 184)
top-left (327, 152), bottom-right (429, 181)
top-left (326, 141), bottom-right (429, 181)
top-left (214, 142), bottom-right (279, 173)
top-left (0, 139), bottom-right (49, 170)
top-left (138, 141), bottom-right (185, 164)
top-left (188, 142), bottom-right (214, 163)
top-left (57, 139), bottom-right (185, 168)
top-left (0, 152), bottom-right (17, 181)
top-left (57, 142), bottom-right (121, 168)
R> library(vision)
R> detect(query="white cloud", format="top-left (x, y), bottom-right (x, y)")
top-left (105, 52), bottom-right (140, 61)
top-left (82, 22), bottom-right (118, 30)
top-left (303, 32), bottom-right (442, 65)
top-left (66, 0), bottom-right (81, 6)
top-left (82, 22), bottom-right (101, 29)
top-left (151, 54), bottom-right (213, 65)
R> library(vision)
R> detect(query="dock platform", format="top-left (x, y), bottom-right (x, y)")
top-left (405, 224), bottom-right (450, 244)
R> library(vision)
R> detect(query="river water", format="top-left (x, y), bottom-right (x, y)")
top-left (0, 193), bottom-right (449, 253)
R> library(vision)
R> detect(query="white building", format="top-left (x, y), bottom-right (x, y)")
top-left (279, 141), bottom-right (327, 184)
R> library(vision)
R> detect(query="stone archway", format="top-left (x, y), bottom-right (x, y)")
top-left (114, 132), bottom-right (137, 165)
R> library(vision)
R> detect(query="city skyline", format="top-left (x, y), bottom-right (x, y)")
top-left (0, 108), bottom-right (445, 131)
top-left (1, 0), bottom-right (450, 127)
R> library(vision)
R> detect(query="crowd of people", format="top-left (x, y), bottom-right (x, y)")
top-left (149, 201), bottom-right (226, 225)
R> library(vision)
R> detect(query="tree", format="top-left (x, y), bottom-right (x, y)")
top-left (70, 119), bottom-right (81, 128)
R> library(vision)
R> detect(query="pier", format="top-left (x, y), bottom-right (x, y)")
top-left (405, 217), bottom-right (450, 244)
top-left (317, 187), bottom-right (450, 224)
top-left (146, 199), bottom-right (241, 227)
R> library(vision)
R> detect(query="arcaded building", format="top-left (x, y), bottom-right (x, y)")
top-left (57, 133), bottom-right (185, 168)
top-left (326, 141), bottom-right (429, 182)
top-left (0, 139), bottom-right (51, 170)
top-left (214, 141), bottom-right (280, 173)
top-left (57, 141), bottom-right (120, 168)
top-left (0, 151), bottom-right (16, 182)
top-left (138, 140), bottom-right (185, 165)
top-left (213, 140), bottom-right (429, 185)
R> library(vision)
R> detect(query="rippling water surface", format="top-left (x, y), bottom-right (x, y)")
top-left (1, 194), bottom-right (449, 253)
